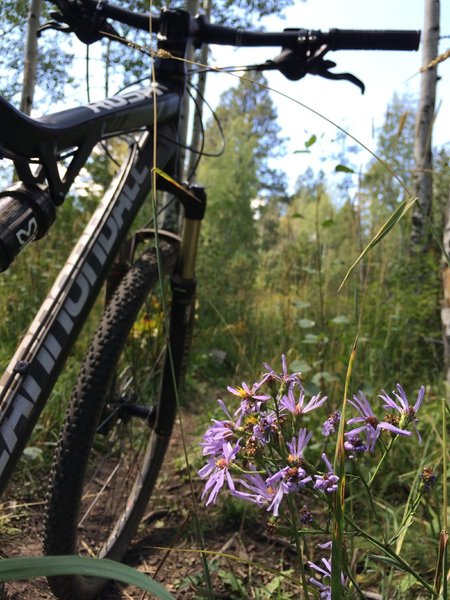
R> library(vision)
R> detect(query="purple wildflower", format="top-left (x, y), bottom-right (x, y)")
top-left (313, 453), bottom-right (339, 493)
top-left (198, 442), bottom-right (240, 505)
top-left (252, 411), bottom-right (278, 444)
top-left (280, 387), bottom-right (327, 417)
top-left (420, 467), bottom-right (437, 492)
top-left (266, 465), bottom-right (312, 493)
top-left (344, 434), bottom-right (367, 458)
top-left (263, 429), bottom-right (313, 492)
top-left (261, 354), bottom-right (302, 390)
top-left (200, 399), bottom-right (243, 456)
top-left (322, 410), bottom-right (340, 436)
top-left (287, 429), bottom-right (313, 463)
top-left (232, 472), bottom-right (289, 517)
top-left (307, 556), bottom-right (333, 599)
top-left (379, 384), bottom-right (424, 443)
top-left (300, 505), bottom-right (314, 524)
top-left (346, 391), bottom-right (411, 452)
top-left (318, 540), bottom-right (332, 550)
top-left (227, 381), bottom-right (271, 415)
top-left (308, 554), bottom-right (345, 599)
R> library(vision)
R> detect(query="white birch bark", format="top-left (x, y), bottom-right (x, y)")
top-left (20, 0), bottom-right (42, 115)
top-left (411, 0), bottom-right (439, 248)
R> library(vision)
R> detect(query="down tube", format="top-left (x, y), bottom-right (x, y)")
top-left (0, 128), bottom-right (175, 493)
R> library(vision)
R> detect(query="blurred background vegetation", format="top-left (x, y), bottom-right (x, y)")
top-left (0, 0), bottom-right (448, 459)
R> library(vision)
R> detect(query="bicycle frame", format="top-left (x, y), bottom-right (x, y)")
top-left (0, 58), bottom-right (203, 493)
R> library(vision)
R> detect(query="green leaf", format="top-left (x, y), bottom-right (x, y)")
top-left (335, 164), bottom-right (355, 174)
top-left (293, 149), bottom-right (311, 154)
top-left (368, 554), bottom-right (411, 572)
top-left (303, 333), bottom-right (319, 344)
top-left (298, 318), bottom-right (315, 328)
top-left (289, 359), bottom-right (312, 374)
top-left (313, 371), bottom-right (338, 385)
top-left (0, 556), bottom-right (174, 599)
top-left (358, 382), bottom-right (374, 395)
top-left (292, 300), bottom-right (311, 309)
top-left (303, 381), bottom-right (321, 396)
top-left (321, 219), bottom-right (334, 228)
top-left (153, 168), bottom-right (199, 202)
top-left (338, 195), bottom-right (418, 292)
top-left (302, 266), bottom-right (316, 274)
top-left (22, 447), bottom-right (43, 461)
top-left (330, 315), bottom-right (351, 325)
top-left (305, 134), bottom-right (317, 148)
top-left (303, 333), bottom-right (329, 345)
top-left (290, 212), bottom-right (304, 219)
top-left (217, 569), bottom-right (246, 595)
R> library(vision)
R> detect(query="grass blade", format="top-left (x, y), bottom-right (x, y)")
top-left (331, 335), bottom-right (358, 598)
top-left (338, 196), bottom-right (417, 292)
top-left (0, 556), bottom-right (174, 599)
top-left (434, 393), bottom-right (449, 596)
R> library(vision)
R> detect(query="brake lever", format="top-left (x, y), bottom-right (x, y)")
top-left (316, 67), bottom-right (365, 94)
top-left (38, 15), bottom-right (72, 37)
top-left (39, 0), bottom-right (117, 44)
top-left (305, 49), bottom-right (365, 94)
top-left (260, 44), bottom-right (365, 94)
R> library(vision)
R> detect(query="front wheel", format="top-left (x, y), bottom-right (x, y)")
top-left (43, 241), bottom-right (192, 600)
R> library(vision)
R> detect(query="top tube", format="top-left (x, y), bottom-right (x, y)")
top-left (0, 83), bottom-right (180, 160)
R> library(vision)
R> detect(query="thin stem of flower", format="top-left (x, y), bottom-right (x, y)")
top-left (367, 436), bottom-right (397, 488)
top-left (332, 335), bottom-right (357, 600)
top-left (388, 492), bottom-right (423, 547)
top-left (233, 467), bottom-right (266, 475)
top-left (286, 494), bottom-right (311, 600)
top-left (353, 462), bottom-right (387, 544)
top-left (345, 568), bottom-right (366, 599)
top-left (436, 394), bottom-right (448, 597)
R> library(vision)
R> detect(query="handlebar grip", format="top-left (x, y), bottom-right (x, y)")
top-left (326, 29), bottom-right (421, 51)
top-left (0, 185), bottom-right (55, 272)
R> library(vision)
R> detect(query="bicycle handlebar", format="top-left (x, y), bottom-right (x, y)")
top-left (317, 29), bottom-right (421, 51)
top-left (191, 19), bottom-right (420, 52)
top-left (46, 0), bottom-right (420, 52)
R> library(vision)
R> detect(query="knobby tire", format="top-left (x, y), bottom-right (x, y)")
top-left (43, 241), bottom-right (182, 600)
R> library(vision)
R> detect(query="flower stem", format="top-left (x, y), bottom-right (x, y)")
top-left (367, 436), bottom-right (396, 488)
top-left (287, 495), bottom-right (310, 600)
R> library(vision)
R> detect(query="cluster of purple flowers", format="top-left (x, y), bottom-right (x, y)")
top-left (307, 542), bottom-right (345, 600)
top-left (199, 356), bottom-right (424, 519)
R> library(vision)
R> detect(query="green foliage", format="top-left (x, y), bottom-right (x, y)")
top-left (192, 90), bottom-right (444, 402)
top-left (195, 73), bottom-right (287, 369)
top-left (211, 0), bottom-right (297, 27)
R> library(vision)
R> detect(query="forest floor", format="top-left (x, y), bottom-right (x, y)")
top-left (0, 405), bottom-right (299, 600)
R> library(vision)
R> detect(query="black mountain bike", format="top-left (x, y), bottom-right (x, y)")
top-left (0, 2), bottom-right (420, 598)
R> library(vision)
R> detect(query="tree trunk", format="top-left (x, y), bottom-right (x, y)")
top-left (20, 0), bottom-right (42, 115)
top-left (410, 0), bottom-right (439, 248)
